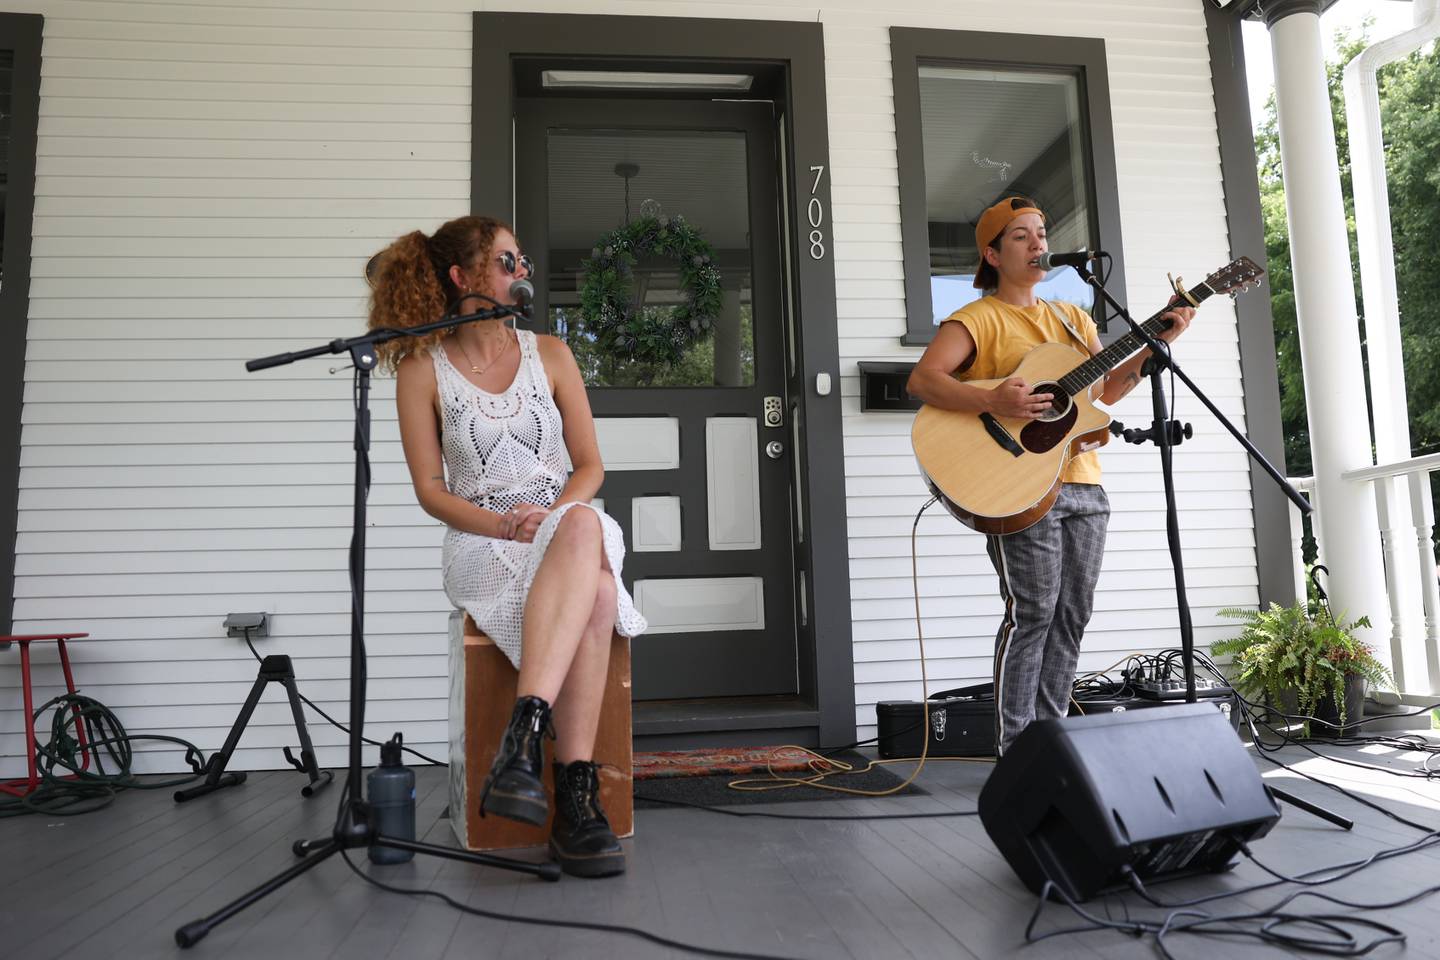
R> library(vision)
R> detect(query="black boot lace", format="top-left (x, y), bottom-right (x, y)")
top-left (559, 761), bottom-right (610, 829)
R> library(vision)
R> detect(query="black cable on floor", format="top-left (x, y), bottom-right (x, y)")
top-left (1234, 701), bottom-right (1440, 835)
top-left (1169, 648), bottom-right (1440, 785)
top-left (1114, 831), bottom-right (1440, 912)
top-left (338, 848), bottom-right (802, 960)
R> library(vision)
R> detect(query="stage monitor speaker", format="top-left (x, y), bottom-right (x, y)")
top-left (978, 702), bottom-right (1279, 901)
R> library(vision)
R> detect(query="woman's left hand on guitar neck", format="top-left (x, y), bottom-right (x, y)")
top-left (1094, 300), bottom-right (1195, 405)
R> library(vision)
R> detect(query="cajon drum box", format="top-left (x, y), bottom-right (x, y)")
top-left (447, 610), bottom-right (633, 851)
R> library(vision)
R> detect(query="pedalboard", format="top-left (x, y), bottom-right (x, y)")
top-left (1134, 677), bottom-right (1234, 701)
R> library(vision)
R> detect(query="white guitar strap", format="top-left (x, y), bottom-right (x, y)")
top-left (1039, 298), bottom-right (1090, 351)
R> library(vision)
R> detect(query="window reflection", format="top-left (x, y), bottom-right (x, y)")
top-left (917, 63), bottom-right (1094, 321)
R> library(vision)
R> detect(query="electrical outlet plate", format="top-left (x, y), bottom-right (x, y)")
top-left (224, 612), bottom-right (269, 638)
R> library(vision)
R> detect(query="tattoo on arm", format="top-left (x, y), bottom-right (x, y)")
top-left (1105, 369), bottom-right (1143, 400)
top-left (1110, 370), bottom-right (1142, 400)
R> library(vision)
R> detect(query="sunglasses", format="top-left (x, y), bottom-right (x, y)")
top-left (496, 250), bottom-right (534, 276)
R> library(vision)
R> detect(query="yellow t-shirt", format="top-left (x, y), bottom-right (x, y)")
top-left (943, 296), bottom-right (1103, 485)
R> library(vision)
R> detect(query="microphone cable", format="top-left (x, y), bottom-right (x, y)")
top-left (338, 846), bottom-right (802, 960)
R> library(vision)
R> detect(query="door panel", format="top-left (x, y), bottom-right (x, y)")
top-left (517, 98), bottom-right (795, 700)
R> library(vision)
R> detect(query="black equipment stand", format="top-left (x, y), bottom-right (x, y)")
top-left (1075, 262), bottom-right (1350, 832)
top-left (174, 654), bottom-right (333, 802)
top-left (174, 303), bottom-right (560, 949)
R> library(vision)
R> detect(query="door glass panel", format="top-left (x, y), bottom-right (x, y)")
top-left (544, 128), bottom-right (756, 387)
top-left (917, 63), bottom-right (1094, 321)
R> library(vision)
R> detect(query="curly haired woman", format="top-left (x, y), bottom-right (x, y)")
top-left (368, 215), bottom-right (646, 878)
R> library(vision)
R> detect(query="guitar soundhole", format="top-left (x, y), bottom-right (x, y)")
top-left (1020, 400), bottom-right (1078, 454)
top-left (1033, 382), bottom-right (1070, 423)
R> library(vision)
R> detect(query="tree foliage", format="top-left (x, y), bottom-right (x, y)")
top-left (1257, 26), bottom-right (1440, 477)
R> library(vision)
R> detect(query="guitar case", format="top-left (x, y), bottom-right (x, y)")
top-left (875, 683), bottom-right (997, 758)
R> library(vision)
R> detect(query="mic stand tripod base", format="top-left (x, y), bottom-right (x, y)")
top-left (175, 806), bottom-right (561, 948)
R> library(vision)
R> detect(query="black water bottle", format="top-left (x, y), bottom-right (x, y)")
top-left (367, 732), bottom-right (415, 864)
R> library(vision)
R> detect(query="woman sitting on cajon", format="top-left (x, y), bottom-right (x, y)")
top-left (367, 215), bottom-right (646, 878)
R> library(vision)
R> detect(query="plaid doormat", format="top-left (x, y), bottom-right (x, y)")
top-left (632, 745), bottom-right (817, 780)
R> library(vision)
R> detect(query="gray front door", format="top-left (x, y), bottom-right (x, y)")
top-left (517, 98), bottom-right (796, 701)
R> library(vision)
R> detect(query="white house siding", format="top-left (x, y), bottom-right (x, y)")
top-left (3, 0), bottom-right (1255, 774)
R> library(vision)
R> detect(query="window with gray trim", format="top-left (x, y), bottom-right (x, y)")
top-left (892, 29), bottom-right (1126, 345)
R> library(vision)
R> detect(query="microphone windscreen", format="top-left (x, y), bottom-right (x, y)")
top-left (509, 278), bottom-right (535, 304)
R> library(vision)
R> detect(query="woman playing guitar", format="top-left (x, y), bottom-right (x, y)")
top-left (906, 196), bottom-right (1193, 756)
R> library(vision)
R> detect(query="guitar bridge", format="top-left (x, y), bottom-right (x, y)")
top-left (979, 413), bottom-right (1024, 458)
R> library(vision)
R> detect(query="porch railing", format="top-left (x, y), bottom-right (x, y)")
top-left (1287, 452), bottom-right (1440, 700)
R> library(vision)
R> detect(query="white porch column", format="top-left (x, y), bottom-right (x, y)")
top-left (1265, 1), bottom-right (1392, 664)
top-left (1344, 0), bottom-right (1440, 689)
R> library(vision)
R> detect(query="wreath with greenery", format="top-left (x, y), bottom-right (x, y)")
top-left (578, 214), bottom-right (723, 367)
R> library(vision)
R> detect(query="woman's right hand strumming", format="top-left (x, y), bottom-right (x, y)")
top-left (990, 377), bottom-right (1053, 420)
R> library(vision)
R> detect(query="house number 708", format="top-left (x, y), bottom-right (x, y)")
top-left (807, 164), bottom-right (826, 261)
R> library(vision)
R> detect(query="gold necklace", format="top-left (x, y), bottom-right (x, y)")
top-left (454, 329), bottom-right (512, 375)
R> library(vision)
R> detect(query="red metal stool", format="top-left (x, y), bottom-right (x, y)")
top-left (1, 632), bottom-right (91, 797)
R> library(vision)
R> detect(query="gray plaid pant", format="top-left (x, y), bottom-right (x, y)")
top-left (986, 483), bottom-right (1110, 755)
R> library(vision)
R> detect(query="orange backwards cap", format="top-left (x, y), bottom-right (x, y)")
top-left (974, 197), bottom-right (1045, 258)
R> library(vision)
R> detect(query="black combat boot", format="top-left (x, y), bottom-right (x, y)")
top-left (549, 759), bottom-right (625, 878)
top-left (478, 695), bottom-right (554, 825)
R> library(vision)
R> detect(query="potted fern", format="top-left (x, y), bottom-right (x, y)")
top-left (1212, 602), bottom-right (1392, 737)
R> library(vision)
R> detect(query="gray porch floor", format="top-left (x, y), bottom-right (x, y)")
top-left (3, 736), bottom-right (1440, 960)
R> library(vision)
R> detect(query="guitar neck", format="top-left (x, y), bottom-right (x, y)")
top-left (1056, 284), bottom-right (1215, 397)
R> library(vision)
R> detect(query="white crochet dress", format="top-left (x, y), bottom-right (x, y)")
top-left (432, 330), bottom-right (646, 668)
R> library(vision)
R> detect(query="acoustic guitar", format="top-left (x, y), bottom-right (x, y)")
top-left (911, 257), bottom-right (1265, 535)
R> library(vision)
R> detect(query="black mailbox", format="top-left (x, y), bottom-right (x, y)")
top-left (858, 361), bottom-right (922, 412)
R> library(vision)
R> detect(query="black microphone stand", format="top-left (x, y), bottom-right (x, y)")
top-left (1073, 263), bottom-right (1349, 831)
top-left (175, 302), bottom-right (560, 949)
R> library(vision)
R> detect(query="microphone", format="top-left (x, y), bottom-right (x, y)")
top-left (1031, 250), bottom-right (1105, 270)
top-left (508, 278), bottom-right (535, 317)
